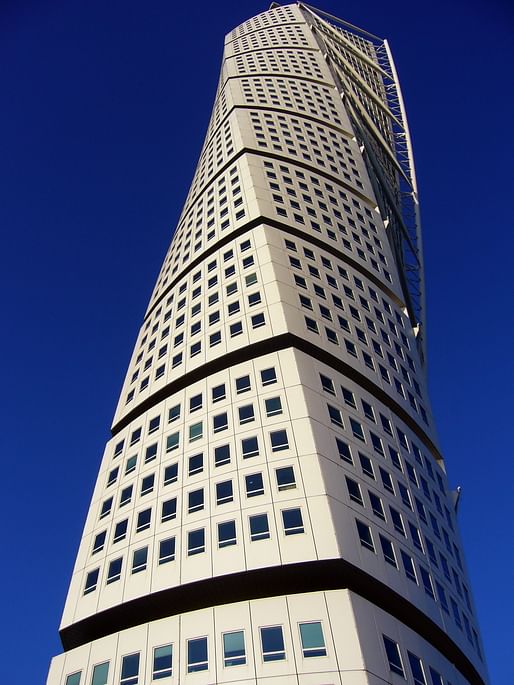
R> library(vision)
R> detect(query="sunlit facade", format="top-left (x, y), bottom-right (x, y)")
top-left (47, 4), bottom-right (487, 684)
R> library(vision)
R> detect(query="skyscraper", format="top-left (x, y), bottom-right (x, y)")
top-left (46, 3), bottom-right (487, 684)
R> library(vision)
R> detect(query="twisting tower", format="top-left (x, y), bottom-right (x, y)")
top-left (47, 4), bottom-right (487, 685)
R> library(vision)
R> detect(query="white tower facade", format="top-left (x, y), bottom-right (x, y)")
top-left (47, 5), bottom-right (487, 685)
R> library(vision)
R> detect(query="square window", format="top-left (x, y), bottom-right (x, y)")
top-left (260, 626), bottom-right (285, 662)
top-left (187, 637), bottom-right (208, 673)
top-left (236, 375), bottom-right (251, 393)
top-left (218, 520), bottom-right (237, 548)
top-left (158, 537), bottom-right (176, 565)
top-left (245, 472), bottom-right (264, 497)
top-left (223, 630), bottom-right (246, 667)
top-left (187, 528), bottom-right (205, 555)
top-left (238, 404), bottom-right (255, 424)
top-left (230, 321), bottom-right (243, 336)
top-left (214, 443), bottom-right (231, 466)
top-left (265, 397), bottom-right (282, 416)
top-left (249, 513), bottom-right (270, 541)
top-left (282, 508), bottom-right (304, 535)
top-left (113, 519), bottom-right (128, 543)
top-left (213, 412), bottom-right (228, 432)
top-left (276, 466), bottom-right (295, 491)
top-left (242, 436), bottom-right (259, 459)
top-left (251, 312), bottom-right (265, 328)
top-left (212, 383), bottom-right (226, 402)
top-left (216, 480), bottom-right (233, 504)
top-left (270, 429), bottom-right (288, 452)
top-left (161, 498), bottom-right (177, 522)
top-left (189, 421), bottom-right (203, 442)
top-left (261, 367), bottom-right (277, 385)
top-left (299, 621), bottom-right (326, 657)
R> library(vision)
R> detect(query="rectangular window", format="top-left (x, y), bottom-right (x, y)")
top-left (356, 519), bottom-right (374, 551)
top-left (346, 477), bottom-right (363, 505)
top-left (276, 466), bottom-right (295, 491)
top-left (383, 636), bottom-right (404, 677)
top-left (158, 537), bottom-right (175, 565)
top-left (242, 436), bottom-right (259, 459)
top-left (260, 626), bottom-right (285, 662)
top-left (213, 412), bottom-right (228, 432)
top-left (336, 437), bottom-right (353, 464)
top-left (380, 535), bottom-right (397, 567)
top-left (218, 520), bottom-right (237, 548)
top-left (187, 528), bottom-right (205, 555)
top-left (299, 621), bottom-right (326, 657)
top-left (145, 443), bottom-right (158, 463)
top-left (161, 498), bottom-right (177, 522)
top-left (83, 568), bottom-right (99, 595)
top-left (270, 429), bottom-right (288, 452)
top-left (188, 488), bottom-right (204, 513)
top-left (238, 404), bottom-right (255, 424)
top-left (212, 383), bottom-right (226, 402)
top-left (189, 421), bottom-right (203, 442)
top-left (250, 513), bottom-right (270, 541)
top-left (187, 637), bottom-right (208, 673)
top-left (131, 547), bottom-right (148, 574)
top-left (65, 673), bottom-right (81, 685)
top-left (261, 367), bottom-right (277, 385)
top-left (245, 472), bottom-right (264, 497)
top-left (265, 396), bottom-right (282, 416)
top-left (166, 432), bottom-right (179, 452)
top-left (214, 443), bottom-right (231, 466)
top-left (91, 662), bottom-right (109, 685)
top-left (141, 474), bottom-right (155, 496)
top-left (282, 508), bottom-right (304, 535)
top-left (163, 463), bottom-right (178, 485)
top-left (92, 531), bottom-right (106, 554)
top-left (136, 508), bottom-right (151, 533)
top-left (99, 497), bottom-right (113, 519)
top-left (401, 550), bottom-right (417, 583)
top-left (408, 652), bottom-right (427, 685)
top-left (153, 644), bottom-right (172, 679)
top-left (107, 557), bottom-right (122, 584)
top-left (113, 519), bottom-right (128, 543)
top-left (223, 630), bottom-right (246, 666)
top-left (216, 479), bottom-right (233, 504)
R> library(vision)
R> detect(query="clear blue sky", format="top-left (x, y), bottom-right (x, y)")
top-left (1, 1), bottom-right (512, 683)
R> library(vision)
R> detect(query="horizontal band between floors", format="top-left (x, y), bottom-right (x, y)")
top-left (111, 332), bottom-right (442, 464)
top-left (59, 558), bottom-right (484, 685)
top-left (145, 207), bottom-right (405, 325)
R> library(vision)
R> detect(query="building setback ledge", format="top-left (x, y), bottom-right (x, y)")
top-left (60, 557), bottom-right (484, 685)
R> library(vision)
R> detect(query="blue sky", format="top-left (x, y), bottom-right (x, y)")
top-left (1, 1), bottom-right (512, 683)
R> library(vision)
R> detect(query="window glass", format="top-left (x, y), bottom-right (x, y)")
top-left (408, 652), bottom-right (427, 685)
top-left (276, 466), bottom-right (295, 491)
top-left (250, 513), bottom-right (270, 541)
top-left (383, 636), bottom-right (404, 677)
top-left (187, 637), bottom-right (208, 673)
top-left (136, 509), bottom-right (151, 532)
top-left (158, 537), bottom-right (175, 565)
top-left (223, 630), bottom-right (246, 666)
top-left (242, 436), bottom-right (259, 458)
top-left (270, 429), bottom-right (288, 452)
top-left (120, 653), bottom-right (140, 685)
top-left (214, 444), bottom-right (231, 466)
top-left (65, 673), bottom-right (81, 685)
top-left (260, 626), bottom-right (285, 662)
top-left (282, 508), bottom-right (304, 535)
top-left (299, 622), bottom-right (326, 657)
top-left (216, 480), bottom-right (233, 504)
top-left (187, 528), bottom-right (205, 555)
top-left (261, 367), bottom-right (277, 385)
top-left (153, 644), bottom-right (172, 680)
top-left (161, 498), bottom-right (177, 522)
top-left (163, 463), bottom-right (178, 485)
top-left (245, 473), bottom-right (264, 497)
top-left (236, 375), bottom-right (251, 393)
top-left (132, 547), bottom-right (148, 574)
top-left (218, 520), bottom-right (237, 548)
top-left (84, 568), bottom-right (99, 595)
top-left (106, 557), bottom-right (123, 584)
top-left (91, 662), bottom-right (109, 685)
